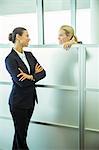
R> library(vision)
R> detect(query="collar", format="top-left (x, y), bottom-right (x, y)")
top-left (13, 48), bottom-right (25, 57)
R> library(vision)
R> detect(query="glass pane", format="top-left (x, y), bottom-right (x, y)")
top-left (86, 47), bottom-right (99, 88)
top-left (0, 47), bottom-right (78, 86)
top-left (28, 123), bottom-right (79, 150)
top-left (0, 0), bottom-right (36, 15)
top-left (0, 84), bottom-right (79, 150)
top-left (85, 91), bottom-right (99, 150)
top-left (44, 0), bottom-right (71, 44)
top-left (30, 47), bottom-right (78, 86)
top-left (0, 83), bottom-right (79, 126)
top-left (32, 88), bottom-right (79, 126)
top-left (0, 84), bottom-right (11, 118)
top-left (0, 48), bottom-right (11, 82)
top-left (0, 0), bottom-right (38, 44)
top-left (0, 118), bottom-right (79, 150)
top-left (76, 0), bottom-right (91, 44)
top-left (0, 119), bottom-right (14, 150)
top-left (0, 84), bottom-right (79, 126)
top-left (85, 91), bottom-right (99, 129)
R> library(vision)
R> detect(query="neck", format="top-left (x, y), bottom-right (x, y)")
top-left (14, 44), bottom-right (23, 53)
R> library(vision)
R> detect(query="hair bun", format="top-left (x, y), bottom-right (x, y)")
top-left (8, 33), bottom-right (13, 41)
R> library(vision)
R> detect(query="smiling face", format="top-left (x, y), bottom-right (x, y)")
top-left (58, 29), bottom-right (70, 45)
top-left (16, 30), bottom-right (30, 47)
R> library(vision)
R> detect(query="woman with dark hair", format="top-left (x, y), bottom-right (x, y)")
top-left (5, 27), bottom-right (46, 150)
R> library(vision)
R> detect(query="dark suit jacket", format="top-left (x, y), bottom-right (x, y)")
top-left (5, 49), bottom-right (46, 109)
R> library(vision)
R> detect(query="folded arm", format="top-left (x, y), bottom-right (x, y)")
top-left (17, 63), bottom-right (46, 83)
top-left (5, 57), bottom-right (35, 87)
top-left (5, 55), bottom-right (46, 86)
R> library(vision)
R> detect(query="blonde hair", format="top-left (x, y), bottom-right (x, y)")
top-left (60, 25), bottom-right (78, 42)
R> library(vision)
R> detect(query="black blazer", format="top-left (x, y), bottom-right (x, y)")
top-left (5, 49), bottom-right (46, 109)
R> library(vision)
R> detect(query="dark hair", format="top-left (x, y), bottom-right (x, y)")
top-left (8, 27), bottom-right (27, 43)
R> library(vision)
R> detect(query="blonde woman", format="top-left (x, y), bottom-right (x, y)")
top-left (58, 25), bottom-right (81, 49)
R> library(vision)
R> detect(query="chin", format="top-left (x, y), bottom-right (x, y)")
top-left (58, 41), bottom-right (62, 44)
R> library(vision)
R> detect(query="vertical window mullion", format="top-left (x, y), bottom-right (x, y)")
top-left (71, 0), bottom-right (76, 32)
top-left (36, 0), bottom-right (45, 45)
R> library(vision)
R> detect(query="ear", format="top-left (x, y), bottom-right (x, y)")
top-left (68, 34), bottom-right (73, 41)
top-left (16, 34), bottom-right (20, 40)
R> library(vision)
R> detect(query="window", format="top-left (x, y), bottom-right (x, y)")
top-left (44, 0), bottom-right (71, 44)
top-left (76, 0), bottom-right (90, 43)
top-left (0, 0), bottom-right (38, 44)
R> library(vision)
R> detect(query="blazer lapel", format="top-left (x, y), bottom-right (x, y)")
top-left (24, 51), bottom-right (34, 74)
top-left (11, 49), bottom-right (30, 74)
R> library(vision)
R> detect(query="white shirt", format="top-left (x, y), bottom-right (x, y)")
top-left (14, 48), bottom-right (30, 73)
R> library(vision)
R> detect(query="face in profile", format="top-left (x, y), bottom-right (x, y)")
top-left (58, 29), bottom-right (70, 45)
top-left (18, 30), bottom-right (30, 47)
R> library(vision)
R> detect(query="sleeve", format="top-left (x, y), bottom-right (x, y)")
top-left (30, 52), bottom-right (46, 83)
top-left (5, 56), bottom-right (35, 87)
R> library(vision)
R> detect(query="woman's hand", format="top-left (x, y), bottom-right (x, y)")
top-left (35, 63), bottom-right (43, 74)
top-left (17, 68), bottom-right (34, 81)
top-left (17, 63), bottom-right (43, 81)
top-left (63, 42), bottom-right (71, 49)
top-left (63, 39), bottom-right (77, 49)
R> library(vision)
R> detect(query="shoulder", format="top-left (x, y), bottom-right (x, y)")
top-left (5, 51), bottom-right (13, 61)
top-left (5, 49), bottom-right (16, 63)
top-left (24, 51), bottom-right (32, 55)
top-left (24, 51), bottom-right (36, 59)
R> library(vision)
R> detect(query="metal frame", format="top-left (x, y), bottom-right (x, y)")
top-left (36, 0), bottom-right (44, 44)
top-left (78, 45), bottom-right (86, 150)
top-left (71, 0), bottom-right (76, 32)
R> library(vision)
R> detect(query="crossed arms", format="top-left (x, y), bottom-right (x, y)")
top-left (5, 56), bottom-right (46, 88)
